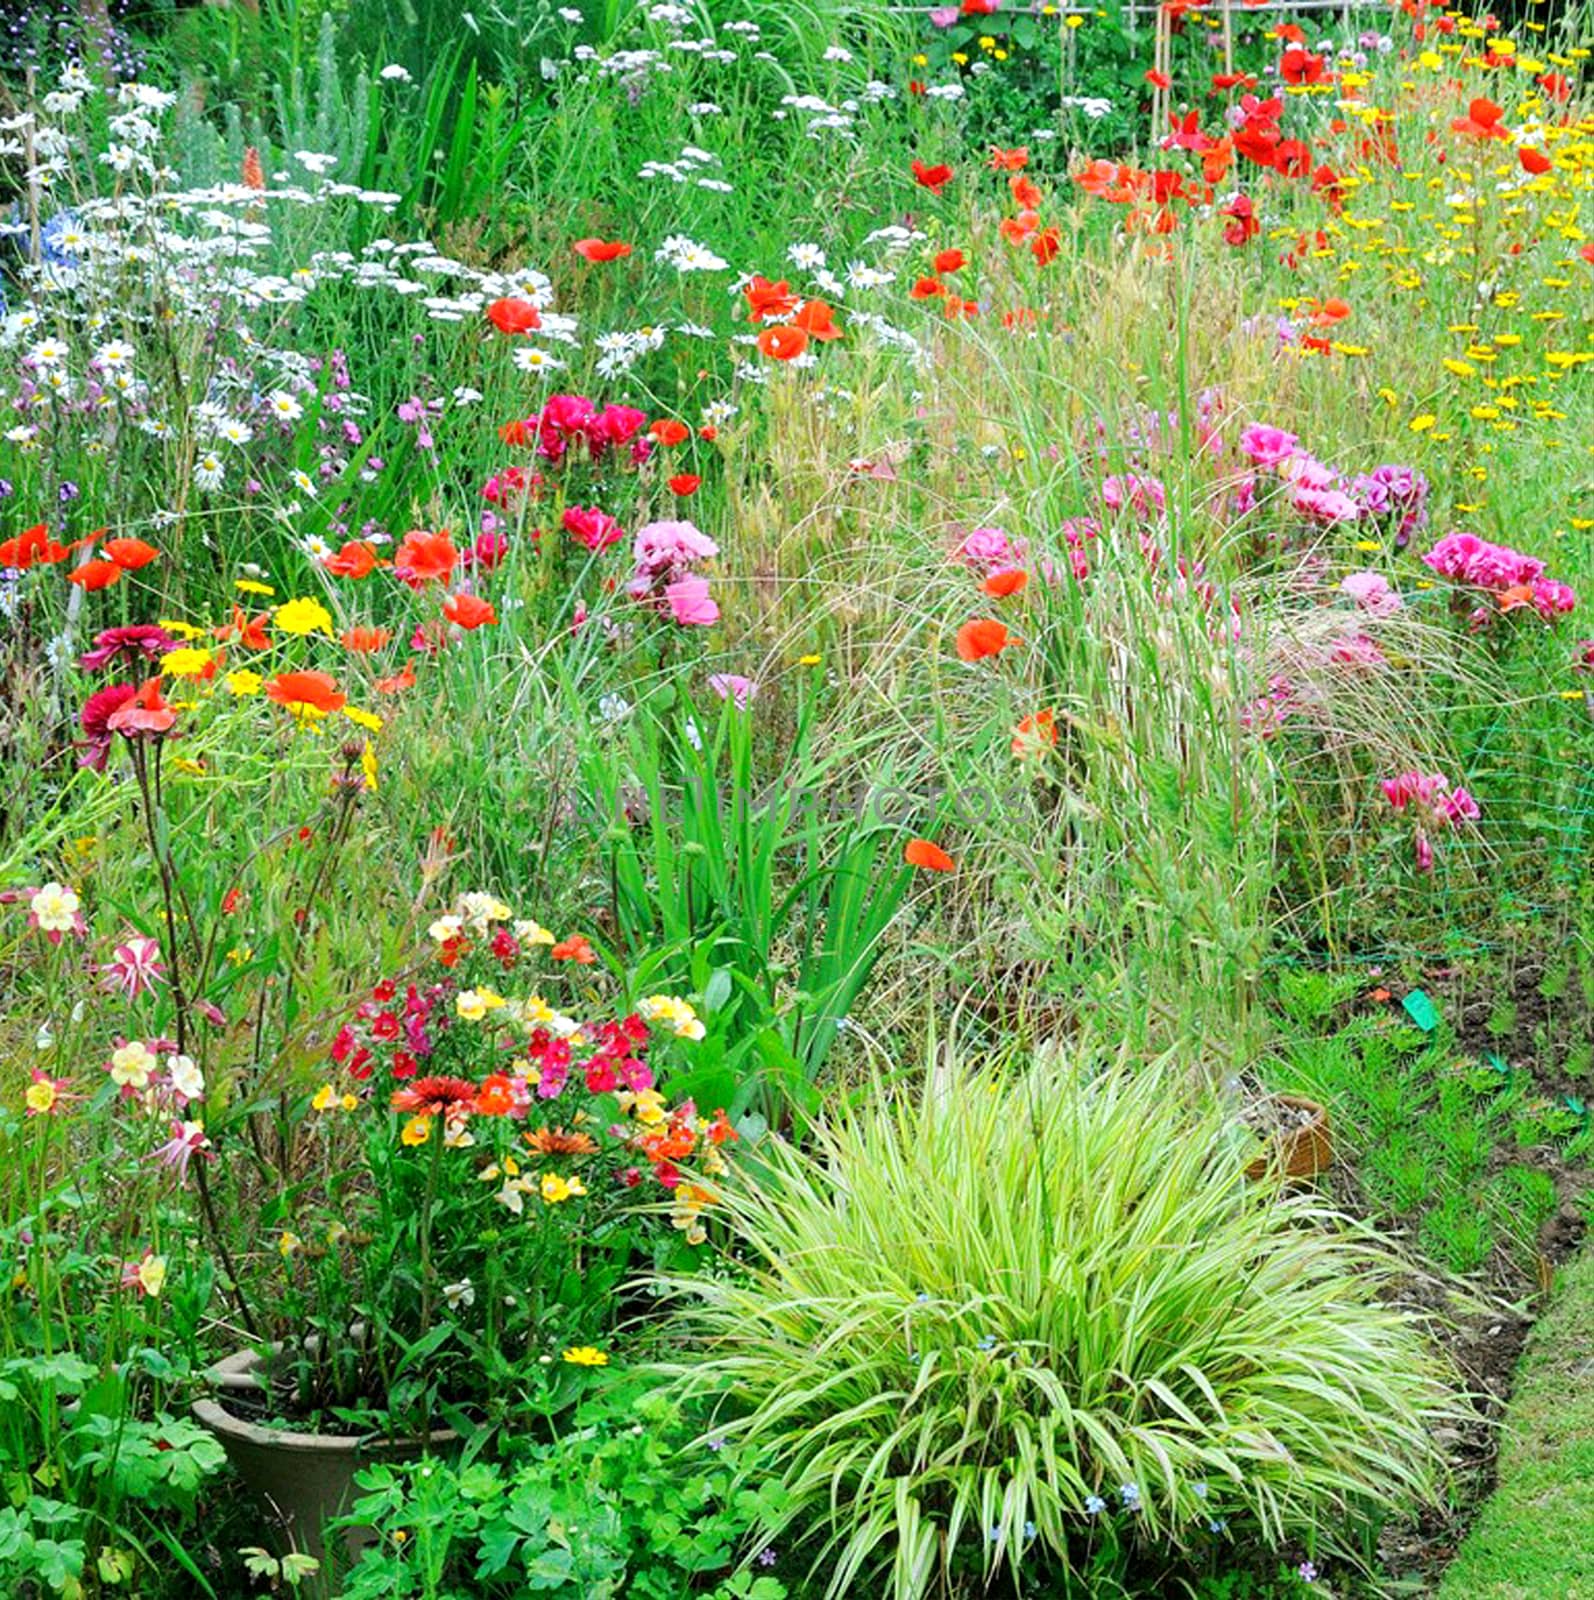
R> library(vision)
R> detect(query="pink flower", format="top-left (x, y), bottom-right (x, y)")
top-left (1340, 570), bottom-right (1402, 616)
top-left (956, 526), bottom-right (1016, 568)
top-left (151, 1120), bottom-right (211, 1185)
top-left (79, 624), bottom-right (178, 672)
top-left (1238, 424), bottom-right (1298, 467)
top-left (1414, 831), bottom-right (1434, 873)
top-left (564, 505), bottom-right (624, 551)
top-left (634, 519), bottom-right (719, 573)
top-left (101, 936), bottom-right (165, 999)
top-left (665, 574), bottom-right (720, 626)
top-left (1532, 578), bottom-right (1578, 620)
top-left (708, 673), bottom-right (757, 709)
top-left (1100, 473), bottom-right (1166, 518)
top-left (1293, 486), bottom-right (1360, 524)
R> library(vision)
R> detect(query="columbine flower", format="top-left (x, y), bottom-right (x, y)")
top-left (107, 1039), bottom-right (158, 1091)
top-left (120, 1251), bottom-right (167, 1298)
top-left (28, 883), bottom-right (83, 943)
top-left (24, 1068), bottom-right (73, 1117)
top-left (152, 1120), bottom-right (210, 1183)
top-left (101, 935), bottom-right (164, 998)
top-left (166, 1053), bottom-right (204, 1102)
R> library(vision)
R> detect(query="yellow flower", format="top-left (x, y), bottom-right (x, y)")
top-left (279, 1231), bottom-right (302, 1257)
top-left (134, 1255), bottom-right (167, 1297)
top-left (361, 742), bottom-right (379, 793)
top-left (312, 1084), bottom-right (338, 1112)
top-left (158, 619), bottom-right (207, 640)
top-left (539, 1172), bottom-right (587, 1204)
top-left (401, 1116), bottom-right (432, 1147)
top-left (273, 596), bottom-right (334, 636)
top-left (456, 987), bottom-right (506, 1021)
top-left (225, 670), bottom-right (263, 696)
top-left (562, 1346), bottom-right (609, 1367)
top-left (344, 705), bottom-right (382, 733)
top-left (1408, 414), bottom-right (1437, 432)
top-left (234, 579), bottom-right (275, 596)
top-left (162, 647), bottom-right (213, 677)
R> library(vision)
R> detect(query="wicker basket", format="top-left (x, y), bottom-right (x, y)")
top-left (1244, 1094), bottom-right (1332, 1182)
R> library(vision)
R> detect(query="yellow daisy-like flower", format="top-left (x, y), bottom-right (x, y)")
top-left (344, 705), bottom-right (382, 733)
top-left (158, 619), bottom-right (208, 641)
top-left (561, 1346), bottom-right (609, 1367)
top-left (225, 670), bottom-right (263, 696)
top-left (235, 579), bottom-right (275, 596)
top-left (162, 646), bottom-right (213, 677)
top-left (273, 596), bottom-right (334, 636)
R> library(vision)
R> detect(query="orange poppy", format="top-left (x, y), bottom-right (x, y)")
top-left (793, 300), bottom-right (843, 342)
top-left (106, 677), bottom-right (177, 735)
top-left (1031, 228), bottom-right (1061, 266)
top-left (1307, 298), bottom-right (1350, 328)
top-left (342, 626), bottom-right (393, 653)
top-left (989, 146), bottom-right (1028, 171)
top-left (955, 619), bottom-right (1011, 661)
top-left (742, 275), bottom-right (798, 322)
top-left (1497, 584), bottom-right (1536, 612)
top-left (1011, 710), bottom-right (1058, 759)
top-left (982, 569), bottom-right (1028, 598)
top-left (325, 539), bottom-right (382, 579)
top-left (572, 238), bottom-right (632, 262)
top-left (0, 524), bottom-right (68, 568)
top-left (393, 529), bottom-right (458, 584)
top-left (668, 473), bottom-right (701, 496)
top-left (215, 607), bottom-right (271, 649)
top-left (1000, 212), bottom-right (1039, 244)
top-left (550, 933), bottom-right (596, 964)
top-left (266, 670), bottom-right (347, 717)
top-left (910, 276), bottom-right (948, 300)
top-left (375, 660), bottom-right (417, 695)
top-left (904, 838), bottom-right (956, 872)
top-left (650, 418), bottom-right (690, 446)
top-left (757, 325), bottom-right (809, 361)
top-left (103, 537), bottom-right (159, 570)
top-left (485, 297), bottom-right (542, 335)
top-left (1009, 174), bottom-right (1042, 209)
top-left (67, 559), bottom-right (122, 591)
top-left (443, 593), bottom-right (498, 630)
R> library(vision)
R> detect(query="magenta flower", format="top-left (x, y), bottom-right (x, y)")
top-left (1238, 424), bottom-right (1298, 467)
top-left (151, 1120), bottom-right (211, 1185)
top-left (78, 624), bottom-right (177, 672)
top-left (101, 936), bottom-right (166, 999)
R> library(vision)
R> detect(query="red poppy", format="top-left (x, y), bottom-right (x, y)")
top-left (668, 474), bottom-right (701, 496)
top-left (910, 276), bottom-right (948, 300)
top-left (375, 660), bottom-right (418, 694)
top-left (1279, 48), bottom-right (1326, 86)
top-left (106, 677), bottom-right (177, 735)
top-left (325, 539), bottom-right (382, 578)
top-left (103, 537), bottom-right (159, 570)
top-left (743, 275), bottom-right (798, 322)
top-left (1145, 69), bottom-right (1172, 90)
top-left (1011, 710), bottom-right (1058, 759)
top-left (572, 238), bottom-right (632, 262)
top-left (0, 524), bottom-right (68, 568)
top-left (904, 839), bottom-right (956, 872)
top-left (1308, 297), bottom-right (1350, 328)
top-left (67, 559), bottom-right (122, 591)
top-left (342, 626), bottom-right (392, 653)
top-left (982, 569), bottom-right (1028, 598)
top-left (911, 160), bottom-right (954, 195)
top-left (486, 297), bottom-right (542, 334)
top-left (1211, 71), bottom-right (1255, 91)
top-left (266, 670), bottom-right (346, 716)
top-left (988, 146), bottom-right (1028, 171)
top-left (955, 619), bottom-right (1011, 661)
top-left (1518, 147), bottom-right (1552, 176)
top-left (933, 248), bottom-right (966, 274)
top-left (443, 593), bottom-right (498, 630)
top-left (215, 607), bottom-right (271, 649)
top-left (650, 418), bottom-right (690, 446)
top-left (1452, 98), bottom-right (1507, 140)
top-left (550, 933), bottom-right (596, 964)
top-left (393, 529), bottom-right (458, 584)
top-left (793, 300), bottom-right (843, 342)
top-left (757, 325), bottom-right (809, 361)
top-left (1538, 72), bottom-right (1571, 102)
top-left (1009, 174), bottom-right (1043, 210)
top-left (1031, 228), bottom-right (1060, 266)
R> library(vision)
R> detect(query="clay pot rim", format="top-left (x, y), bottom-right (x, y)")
top-left (193, 1346), bottom-right (460, 1455)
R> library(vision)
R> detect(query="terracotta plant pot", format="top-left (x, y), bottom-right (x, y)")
top-left (192, 1347), bottom-right (458, 1594)
top-left (1243, 1094), bottom-right (1333, 1182)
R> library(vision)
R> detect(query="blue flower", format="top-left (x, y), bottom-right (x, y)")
top-left (1119, 1482), bottom-right (1141, 1510)
top-left (976, 1333), bottom-right (996, 1352)
top-left (1021, 1520), bottom-right (1037, 1542)
top-left (1083, 1495), bottom-right (1106, 1516)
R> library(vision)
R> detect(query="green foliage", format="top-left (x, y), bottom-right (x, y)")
top-left (334, 1384), bottom-right (788, 1599)
top-left (657, 1046), bottom-right (1454, 1598)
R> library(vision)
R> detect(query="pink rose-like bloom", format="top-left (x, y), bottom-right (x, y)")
top-left (1422, 532), bottom-right (1543, 589)
top-left (708, 673), bottom-right (757, 709)
top-left (634, 519), bottom-right (719, 574)
top-left (1293, 486), bottom-right (1360, 524)
top-left (1278, 454), bottom-right (1337, 491)
top-left (1532, 578), bottom-right (1578, 620)
top-left (1340, 570), bottom-right (1402, 617)
top-left (101, 936), bottom-right (165, 999)
top-left (564, 505), bottom-right (624, 552)
top-left (1238, 424), bottom-right (1299, 468)
top-left (956, 526), bottom-right (1016, 568)
top-left (665, 574), bottom-right (720, 626)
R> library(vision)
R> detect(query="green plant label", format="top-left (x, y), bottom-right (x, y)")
top-left (1401, 989), bottom-right (1440, 1032)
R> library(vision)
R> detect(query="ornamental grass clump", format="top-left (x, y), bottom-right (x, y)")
top-left (659, 1050), bottom-right (1455, 1598)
